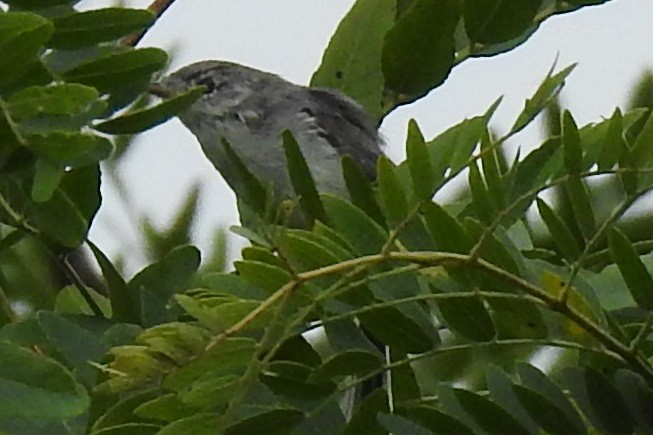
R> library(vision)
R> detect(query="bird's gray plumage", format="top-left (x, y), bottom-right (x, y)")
top-left (159, 60), bottom-right (383, 203)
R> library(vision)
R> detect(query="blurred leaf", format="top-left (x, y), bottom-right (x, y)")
top-left (36, 311), bottom-right (110, 372)
top-left (222, 139), bottom-right (268, 217)
top-left (50, 8), bottom-right (154, 49)
top-left (382, 0), bottom-right (460, 100)
top-left (0, 340), bottom-right (88, 420)
top-left (27, 132), bottom-right (112, 168)
top-left (511, 64), bottom-right (576, 134)
top-left (406, 119), bottom-right (436, 201)
top-left (517, 363), bottom-right (585, 433)
top-left (377, 156), bottom-right (409, 226)
top-left (0, 12), bottom-right (54, 89)
top-left (322, 194), bottom-right (388, 255)
top-left (487, 297), bottom-right (547, 339)
top-left (464, 0), bottom-right (540, 45)
top-left (564, 177), bottom-right (595, 241)
top-left (344, 388), bottom-right (390, 434)
top-left (454, 388), bottom-right (530, 435)
top-left (95, 86), bottom-right (204, 134)
top-left (536, 198), bottom-right (581, 262)
top-left (224, 409), bottom-right (304, 435)
top-left (468, 161), bottom-right (496, 224)
top-left (3, 0), bottom-right (79, 7)
top-left (597, 108), bottom-right (625, 170)
top-left (396, 406), bottom-right (475, 435)
top-left (61, 47), bottom-right (167, 95)
top-left (342, 155), bottom-right (386, 227)
top-left (30, 165), bottom-right (100, 247)
top-left (31, 159), bottom-right (62, 202)
top-left (128, 245), bottom-right (201, 326)
top-left (378, 412), bottom-right (432, 435)
top-left (629, 108), bottom-right (653, 166)
top-left (512, 385), bottom-right (583, 435)
top-left (438, 295), bottom-right (495, 341)
top-left (88, 240), bottom-right (139, 324)
top-left (311, 0), bottom-right (395, 119)
top-left (565, 367), bottom-right (634, 434)
top-left (7, 84), bottom-right (99, 120)
top-left (282, 130), bottom-right (327, 225)
top-left (54, 284), bottom-right (110, 317)
top-left (608, 228), bottom-right (653, 310)
top-left (562, 110), bottom-right (582, 174)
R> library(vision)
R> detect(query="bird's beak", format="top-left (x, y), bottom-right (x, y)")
top-left (148, 83), bottom-right (171, 98)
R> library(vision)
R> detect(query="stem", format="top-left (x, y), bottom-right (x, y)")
top-left (122, 0), bottom-right (178, 47)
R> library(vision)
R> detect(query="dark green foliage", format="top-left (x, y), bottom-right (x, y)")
top-left (4, 1), bottom-right (653, 434)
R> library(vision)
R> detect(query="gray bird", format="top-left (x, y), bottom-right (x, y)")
top-left (156, 60), bottom-right (383, 210)
top-left (155, 60), bottom-right (386, 413)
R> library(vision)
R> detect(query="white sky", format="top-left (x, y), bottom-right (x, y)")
top-left (81, 0), bottom-right (653, 274)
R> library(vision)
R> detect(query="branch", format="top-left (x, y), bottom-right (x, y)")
top-left (122, 0), bottom-right (178, 47)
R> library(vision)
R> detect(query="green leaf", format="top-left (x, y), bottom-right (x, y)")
top-left (222, 139), bottom-right (268, 217)
top-left (629, 108), bottom-right (653, 166)
top-left (382, 0), bottom-right (460, 99)
top-left (397, 406), bottom-right (475, 435)
top-left (344, 389), bottom-right (390, 435)
top-left (342, 155), bottom-right (386, 228)
top-left (0, 12), bottom-right (54, 89)
top-left (406, 119), bottom-right (436, 201)
top-left (0, 340), bottom-right (88, 420)
top-left (234, 260), bottom-right (293, 295)
top-left (311, 0), bottom-right (395, 120)
top-left (511, 64), bottom-right (576, 134)
top-left (377, 155), bottom-right (410, 226)
top-left (92, 389), bottom-right (161, 431)
top-left (7, 84), bottom-right (99, 120)
top-left (54, 284), bottom-right (111, 317)
top-left (485, 366), bottom-right (538, 433)
top-left (565, 367), bottom-right (634, 434)
top-left (486, 297), bottom-right (547, 339)
top-left (468, 161), bottom-right (496, 224)
top-left (597, 108), bottom-right (625, 170)
top-left (95, 86), bottom-right (204, 134)
top-left (30, 169), bottom-right (97, 247)
top-left (438, 295), bottom-right (496, 341)
top-left (61, 47), bottom-right (167, 95)
top-left (36, 311), bottom-right (110, 371)
top-left (517, 363), bottom-right (585, 433)
top-left (608, 228), bottom-right (653, 310)
top-left (31, 159), bottom-right (63, 202)
top-left (512, 385), bottom-right (583, 435)
top-left (128, 245), bottom-right (201, 326)
top-left (27, 132), bottom-right (113, 167)
top-left (564, 176), bottom-right (595, 241)
top-left (536, 198), bottom-right (581, 262)
top-left (464, 0), bottom-right (540, 45)
top-left (377, 413), bottom-right (432, 435)
top-left (88, 240), bottom-right (139, 324)
top-left (134, 394), bottom-right (197, 423)
top-left (311, 350), bottom-right (382, 382)
top-left (454, 388), bottom-right (530, 435)
top-left (163, 337), bottom-right (256, 391)
top-left (562, 110), bottom-right (582, 174)
top-left (480, 131), bottom-right (505, 207)
top-left (50, 8), bottom-right (154, 49)
top-left (282, 130), bottom-right (327, 225)
top-left (3, 0), bottom-right (78, 8)
top-left (360, 304), bottom-right (435, 353)
top-left (322, 194), bottom-right (388, 255)
top-left (421, 202), bottom-right (472, 253)
top-left (224, 409), bottom-right (304, 435)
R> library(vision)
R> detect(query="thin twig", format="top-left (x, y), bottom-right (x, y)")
top-left (122, 0), bottom-right (178, 47)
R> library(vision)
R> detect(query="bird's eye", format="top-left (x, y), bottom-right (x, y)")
top-left (196, 76), bottom-right (227, 94)
top-left (196, 76), bottom-right (216, 93)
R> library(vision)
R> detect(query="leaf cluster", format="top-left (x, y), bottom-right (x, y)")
top-left (3, 1), bottom-right (653, 435)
